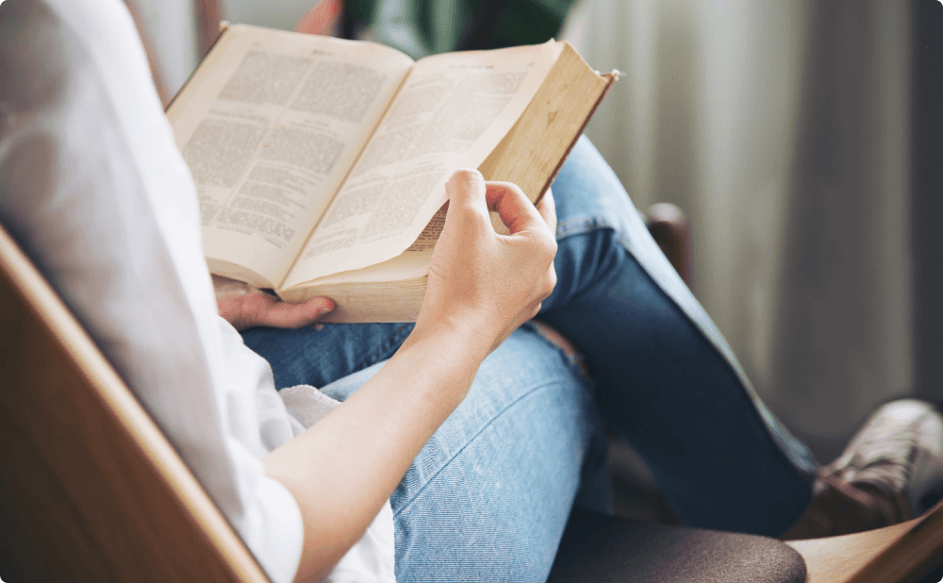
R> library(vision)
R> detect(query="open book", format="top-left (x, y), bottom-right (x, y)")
top-left (167, 25), bottom-right (616, 322)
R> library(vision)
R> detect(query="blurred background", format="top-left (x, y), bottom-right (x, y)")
top-left (129, 0), bottom-right (943, 516)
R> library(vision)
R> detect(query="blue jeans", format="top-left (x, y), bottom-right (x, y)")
top-left (243, 137), bottom-right (818, 582)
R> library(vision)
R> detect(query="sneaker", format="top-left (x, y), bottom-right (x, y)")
top-left (781, 399), bottom-right (943, 540)
top-left (829, 399), bottom-right (943, 517)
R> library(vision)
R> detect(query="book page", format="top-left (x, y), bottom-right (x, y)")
top-left (167, 25), bottom-right (414, 288)
top-left (284, 206), bottom-right (445, 294)
top-left (282, 41), bottom-right (561, 288)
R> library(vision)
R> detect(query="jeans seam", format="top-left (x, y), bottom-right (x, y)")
top-left (555, 215), bottom-right (619, 241)
top-left (392, 379), bottom-right (581, 519)
top-left (356, 324), bottom-right (412, 371)
top-left (557, 216), bottom-right (638, 260)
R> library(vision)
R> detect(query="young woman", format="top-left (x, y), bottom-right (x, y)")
top-left (2, 1), bottom-right (938, 582)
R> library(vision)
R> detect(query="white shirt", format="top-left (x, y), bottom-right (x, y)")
top-left (0, 0), bottom-right (395, 581)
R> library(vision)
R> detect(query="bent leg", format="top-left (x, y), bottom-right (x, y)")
top-left (317, 326), bottom-right (608, 583)
top-left (539, 137), bottom-right (818, 536)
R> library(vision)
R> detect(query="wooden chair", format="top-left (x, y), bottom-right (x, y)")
top-left (3, 216), bottom-right (943, 583)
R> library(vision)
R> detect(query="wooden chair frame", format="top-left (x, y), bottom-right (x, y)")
top-left (0, 226), bottom-right (266, 582)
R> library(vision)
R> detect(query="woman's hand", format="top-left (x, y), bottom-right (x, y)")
top-left (416, 169), bottom-right (558, 355)
top-left (213, 275), bottom-right (334, 330)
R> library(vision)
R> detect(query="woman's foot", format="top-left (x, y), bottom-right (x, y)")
top-left (782, 399), bottom-right (943, 540)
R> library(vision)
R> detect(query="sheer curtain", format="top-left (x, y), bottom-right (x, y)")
top-left (563, 0), bottom-right (913, 460)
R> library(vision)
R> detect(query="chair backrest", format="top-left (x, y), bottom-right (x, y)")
top-left (0, 224), bottom-right (269, 582)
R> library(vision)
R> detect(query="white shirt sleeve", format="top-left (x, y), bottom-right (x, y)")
top-left (0, 0), bottom-right (305, 579)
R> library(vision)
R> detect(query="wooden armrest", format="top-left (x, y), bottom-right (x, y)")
top-left (645, 203), bottom-right (692, 286)
top-left (787, 498), bottom-right (943, 583)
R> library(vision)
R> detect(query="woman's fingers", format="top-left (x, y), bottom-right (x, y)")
top-left (537, 187), bottom-right (557, 236)
top-left (445, 169), bottom-right (490, 222)
top-left (213, 275), bottom-right (334, 330)
top-left (484, 181), bottom-right (548, 237)
top-left (243, 293), bottom-right (334, 329)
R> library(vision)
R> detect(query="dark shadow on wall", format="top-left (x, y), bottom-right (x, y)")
top-left (770, 0), bottom-right (908, 463)
top-left (912, 0), bottom-right (943, 405)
